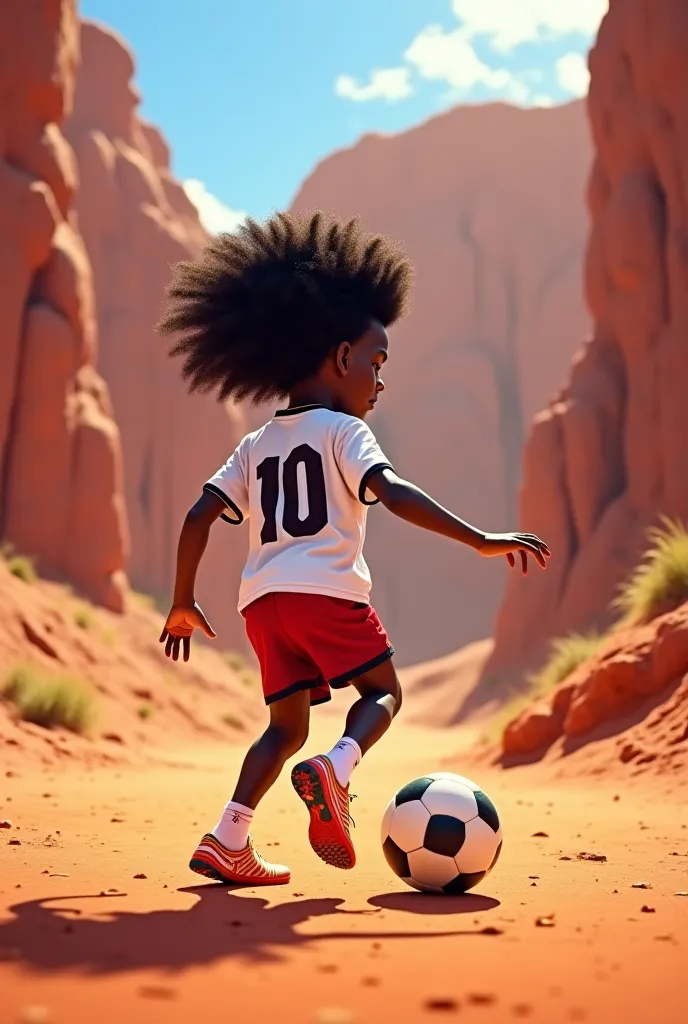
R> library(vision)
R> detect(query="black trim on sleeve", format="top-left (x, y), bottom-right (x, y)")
top-left (329, 645), bottom-right (395, 688)
top-left (358, 463), bottom-right (394, 506)
top-left (203, 482), bottom-right (244, 525)
top-left (274, 404), bottom-right (328, 417)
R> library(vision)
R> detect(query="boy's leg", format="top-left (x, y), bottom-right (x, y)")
top-left (190, 689), bottom-right (311, 885)
top-left (291, 659), bottom-right (401, 870)
top-left (232, 688), bottom-right (311, 809)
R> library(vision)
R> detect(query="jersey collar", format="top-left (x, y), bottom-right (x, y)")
top-left (274, 404), bottom-right (329, 417)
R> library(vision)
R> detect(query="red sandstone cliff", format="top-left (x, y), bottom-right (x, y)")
top-left (478, 0), bottom-right (688, 699)
top-left (291, 103), bottom-right (591, 664)
top-left (63, 22), bottom-right (250, 650)
top-left (0, 0), bottom-right (128, 611)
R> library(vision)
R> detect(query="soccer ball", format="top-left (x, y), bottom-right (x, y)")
top-left (381, 772), bottom-right (502, 894)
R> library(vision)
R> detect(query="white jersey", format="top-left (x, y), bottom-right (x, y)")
top-left (204, 404), bottom-right (393, 613)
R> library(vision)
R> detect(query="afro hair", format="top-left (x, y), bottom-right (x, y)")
top-left (156, 210), bottom-right (412, 404)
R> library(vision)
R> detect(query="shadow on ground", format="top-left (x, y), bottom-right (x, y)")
top-left (0, 885), bottom-right (501, 974)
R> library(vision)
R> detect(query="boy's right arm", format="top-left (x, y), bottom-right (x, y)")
top-left (159, 492), bottom-right (227, 662)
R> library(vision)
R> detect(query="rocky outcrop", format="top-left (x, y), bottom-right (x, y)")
top-left (64, 22), bottom-right (250, 649)
top-left (0, 0), bottom-right (128, 610)
top-left (483, 0), bottom-right (688, 690)
top-left (291, 100), bottom-right (591, 665)
top-left (501, 601), bottom-right (688, 781)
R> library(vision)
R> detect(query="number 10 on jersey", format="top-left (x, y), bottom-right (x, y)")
top-left (256, 444), bottom-right (328, 544)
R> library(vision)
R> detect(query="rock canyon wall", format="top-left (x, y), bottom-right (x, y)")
top-left (63, 21), bottom-right (250, 650)
top-left (0, 0), bottom-right (128, 611)
top-left (481, 0), bottom-right (688, 696)
top-left (291, 103), bottom-right (591, 664)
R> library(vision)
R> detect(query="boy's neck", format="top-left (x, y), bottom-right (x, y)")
top-left (287, 382), bottom-right (336, 410)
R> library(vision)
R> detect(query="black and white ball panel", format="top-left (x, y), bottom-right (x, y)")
top-left (381, 772), bottom-right (502, 894)
top-left (420, 779), bottom-right (479, 821)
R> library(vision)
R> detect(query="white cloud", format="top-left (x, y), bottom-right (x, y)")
top-left (404, 25), bottom-right (511, 92)
top-left (335, 67), bottom-right (413, 103)
top-left (556, 52), bottom-right (591, 98)
top-left (183, 179), bottom-right (247, 235)
top-left (334, 0), bottom-right (605, 109)
top-left (451, 0), bottom-right (608, 52)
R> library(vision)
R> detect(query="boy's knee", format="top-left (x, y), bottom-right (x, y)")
top-left (269, 722), bottom-right (308, 757)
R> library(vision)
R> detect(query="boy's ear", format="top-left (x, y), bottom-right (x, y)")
top-left (336, 341), bottom-right (351, 376)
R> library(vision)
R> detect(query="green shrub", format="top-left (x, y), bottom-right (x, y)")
top-left (614, 517), bottom-right (688, 625)
top-left (7, 555), bottom-right (36, 584)
top-left (74, 604), bottom-right (94, 630)
top-left (221, 712), bottom-right (243, 730)
top-left (137, 704), bottom-right (153, 720)
top-left (527, 631), bottom-right (605, 694)
top-left (2, 664), bottom-right (95, 734)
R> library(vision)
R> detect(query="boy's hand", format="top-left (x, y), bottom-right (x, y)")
top-left (159, 602), bottom-right (217, 662)
top-left (478, 532), bottom-right (551, 574)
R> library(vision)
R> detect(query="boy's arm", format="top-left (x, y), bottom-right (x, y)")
top-left (159, 492), bottom-right (228, 661)
top-left (366, 468), bottom-right (550, 572)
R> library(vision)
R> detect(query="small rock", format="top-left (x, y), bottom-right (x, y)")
top-left (577, 852), bottom-right (607, 863)
top-left (675, 892), bottom-right (688, 897)
top-left (133, 873), bottom-right (147, 879)
top-left (512, 1006), bottom-right (533, 1018)
top-left (481, 926), bottom-right (504, 935)
top-left (317, 964), bottom-right (339, 974)
top-left (50, 873), bottom-right (69, 878)
top-left (361, 977), bottom-right (380, 987)
top-left (110, 817), bottom-right (124, 824)
top-left (535, 915), bottom-right (556, 928)
top-left (531, 882), bottom-right (537, 887)
top-left (632, 883), bottom-right (652, 889)
top-left (641, 906), bottom-right (656, 913)
top-left (528, 875), bottom-right (539, 879)
top-left (293, 892), bottom-right (305, 897)
top-left (8, 838), bottom-right (21, 846)
top-left (424, 997), bottom-right (459, 1012)
top-left (559, 856), bottom-right (572, 861)
top-left (467, 993), bottom-right (496, 1006)
top-left (0, 820), bottom-right (12, 829)
top-left (138, 985), bottom-right (177, 1000)
top-left (532, 831), bottom-right (549, 838)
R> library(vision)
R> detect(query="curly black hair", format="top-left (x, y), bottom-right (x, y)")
top-left (156, 210), bottom-right (412, 404)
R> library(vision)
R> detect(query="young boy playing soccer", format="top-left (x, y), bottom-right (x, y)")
top-left (157, 211), bottom-right (550, 886)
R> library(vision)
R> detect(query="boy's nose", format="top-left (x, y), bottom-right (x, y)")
top-left (377, 378), bottom-right (385, 393)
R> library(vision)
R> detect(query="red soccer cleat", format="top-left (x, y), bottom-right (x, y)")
top-left (291, 755), bottom-right (356, 869)
top-left (189, 833), bottom-right (290, 885)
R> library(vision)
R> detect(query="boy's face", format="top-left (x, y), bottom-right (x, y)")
top-left (334, 320), bottom-right (388, 420)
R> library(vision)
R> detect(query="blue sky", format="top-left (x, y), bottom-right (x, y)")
top-left (79, 0), bottom-right (607, 231)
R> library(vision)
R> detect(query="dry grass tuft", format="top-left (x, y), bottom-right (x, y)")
top-left (2, 663), bottom-right (95, 733)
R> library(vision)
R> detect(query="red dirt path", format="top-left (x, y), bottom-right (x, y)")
top-left (1, 717), bottom-right (685, 1024)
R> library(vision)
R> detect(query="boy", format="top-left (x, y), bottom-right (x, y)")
top-left (158, 212), bottom-right (550, 885)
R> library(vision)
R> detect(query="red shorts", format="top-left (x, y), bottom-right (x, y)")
top-left (242, 592), bottom-right (394, 706)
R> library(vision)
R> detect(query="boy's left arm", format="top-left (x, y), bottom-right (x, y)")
top-left (365, 468), bottom-right (550, 573)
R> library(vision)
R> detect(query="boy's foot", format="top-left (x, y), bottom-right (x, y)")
top-left (189, 833), bottom-right (290, 885)
top-left (291, 755), bottom-right (356, 869)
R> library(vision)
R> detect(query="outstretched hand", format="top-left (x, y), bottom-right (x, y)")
top-left (159, 602), bottom-right (217, 662)
top-left (478, 532), bottom-right (551, 574)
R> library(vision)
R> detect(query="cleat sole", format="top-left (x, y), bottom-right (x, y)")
top-left (291, 760), bottom-right (355, 870)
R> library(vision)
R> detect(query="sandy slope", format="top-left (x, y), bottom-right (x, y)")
top-left (1, 716), bottom-right (685, 1024)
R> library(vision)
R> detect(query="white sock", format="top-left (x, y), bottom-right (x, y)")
top-left (325, 737), bottom-right (363, 787)
top-left (211, 800), bottom-right (254, 851)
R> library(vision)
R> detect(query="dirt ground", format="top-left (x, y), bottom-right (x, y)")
top-left (1, 713), bottom-right (686, 1024)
